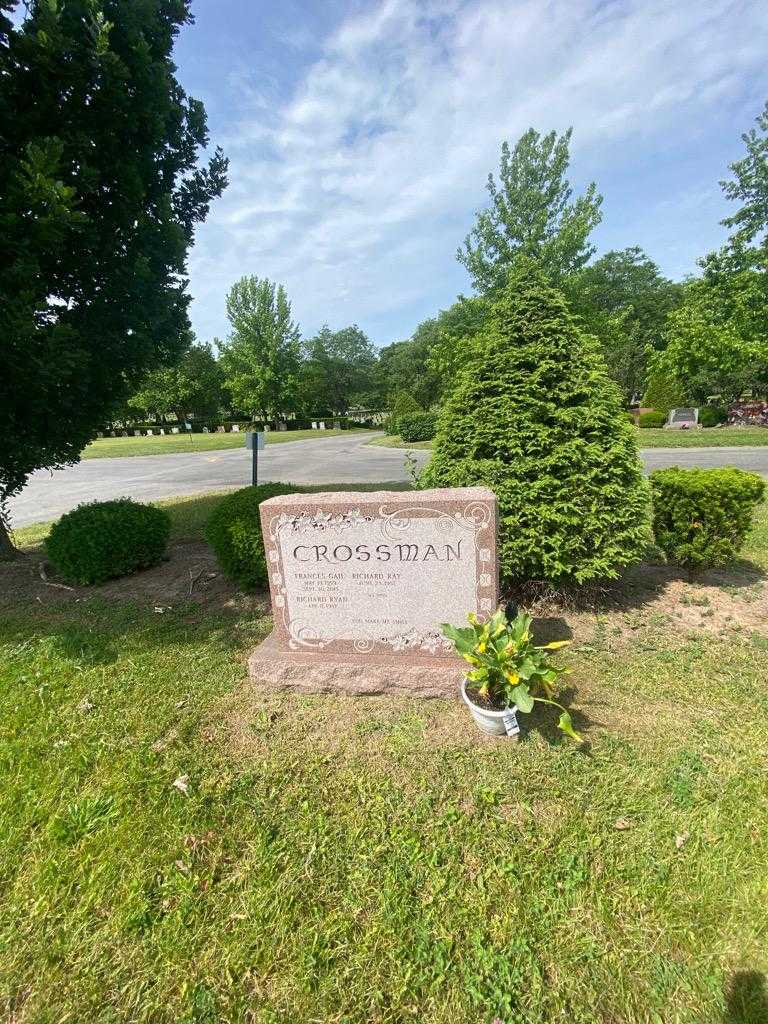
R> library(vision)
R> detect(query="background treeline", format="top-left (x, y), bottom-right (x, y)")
top-left (125, 110), bottom-right (768, 429)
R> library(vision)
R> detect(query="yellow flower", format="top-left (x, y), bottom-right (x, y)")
top-left (505, 671), bottom-right (519, 684)
top-left (477, 641), bottom-right (487, 654)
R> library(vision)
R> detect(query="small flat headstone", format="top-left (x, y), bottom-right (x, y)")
top-left (666, 407), bottom-right (699, 429)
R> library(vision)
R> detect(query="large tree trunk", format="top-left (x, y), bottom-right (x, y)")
top-left (0, 515), bottom-right (18, 561)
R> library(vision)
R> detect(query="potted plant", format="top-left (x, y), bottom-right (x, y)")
top-left (442, 608), bottom-right (581, 741)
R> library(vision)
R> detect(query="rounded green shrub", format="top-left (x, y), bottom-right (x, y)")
top-left (421, 258), bottom-right (651, 586)
top-left (639, 411), bottom-right (666, 428)
top-left (398, 412), bottom-right (438, 443)
top-left (45, 498), bottom-right (170, 585)
top-left (649, 467), bottom-right (765, 568)
top-left (205, 483), bottom-right (302, 590)
top-left (642, 373), bottom-right (685, 415)
top-left (386, 390), bottom-right (423, 434)
top-left (698, 405), bottom-right (728, 428)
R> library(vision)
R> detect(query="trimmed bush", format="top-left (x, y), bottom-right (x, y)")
top-left (422, 259), bottom-right (651, 585)
top-left (642, 373), bottom-right (685, 415)
top-left (45, 498), bottom-right (170, 585)
top-left (698, 405), bottom-right (728, 428)
top-left (205, 483), bottom-right (302, 590)
top-left (639, 411), bottom-right (666, 428)
top-left (386, 391), bottom-right (423, 434)
top-left (649, 467), bottom-right (765, 568)
top-left (398, 412), bottom-right (438, 443)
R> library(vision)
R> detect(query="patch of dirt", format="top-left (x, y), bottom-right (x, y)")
top-left (0, 541), bottom-right (259, 615)
top-left (516, 559), bottom-right (768, 649)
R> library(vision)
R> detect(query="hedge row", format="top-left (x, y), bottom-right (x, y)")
top-left (649, 467), bottom-right (764, 568)
top-left (43, 474), bottom-right (765, 588)
top-left (397, 412), bottom-right (439, 443)
top-left (639, 411), bottom-right (666, 428)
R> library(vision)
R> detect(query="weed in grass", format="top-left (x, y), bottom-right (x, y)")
top-left (50, 794), bottom-right (118, 843)
top-left (665, 750), bottom-right (707, 808)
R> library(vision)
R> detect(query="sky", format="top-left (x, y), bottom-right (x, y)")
top-left (174, 0), bottom-right (768, 350)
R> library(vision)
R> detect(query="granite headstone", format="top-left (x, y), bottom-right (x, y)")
top-left (248, 487), bottom-right (498, 698)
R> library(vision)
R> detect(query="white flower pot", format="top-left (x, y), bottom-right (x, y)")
top-left (461, 678), bottom-right (520, 738)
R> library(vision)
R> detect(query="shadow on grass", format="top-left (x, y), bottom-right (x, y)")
top-left (723, 971), bottom-right (768, 1024)
top-left (507, 554), bottom-right (766, 617)
top-left (520, 683), bottom-right (599, 750)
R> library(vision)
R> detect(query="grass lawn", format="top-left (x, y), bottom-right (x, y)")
top-left (2, 495), bottom-right (768, 1022)
top-left (636, 427), bottom-right (768, 448)
top-left (369, 426), bottom-right (768, 451)
top-left (367, 434), bottom-right (434, 449)
top-left (81, 428), bottom-right (368, 460)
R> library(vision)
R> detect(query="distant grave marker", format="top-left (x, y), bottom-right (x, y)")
top-left (665, 407), bottom-right (699, 429)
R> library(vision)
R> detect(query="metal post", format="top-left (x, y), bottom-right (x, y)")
top-left (252, 440), bottom-right (258, 487)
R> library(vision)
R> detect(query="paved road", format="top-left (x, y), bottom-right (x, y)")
top-left (9, 433), bottom-right (768, 527)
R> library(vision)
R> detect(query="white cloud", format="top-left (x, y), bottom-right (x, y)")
top-left (188, 0), bottom-right (768, 346)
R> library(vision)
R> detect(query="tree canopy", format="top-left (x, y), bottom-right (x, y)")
top-left (128, 342), bottom-right (225, 422)
top-left (565, 247), bottom-right (684, 402)
top-left (301, 325), bottom-right (377, 414)
top-left (458, 128), bottom-right (603, 293)
top-left (0, 0), bottom-right (227, 554)
top-left (721, 100), bottom-right (768, 247)
top-left (649, 249), bottom-right (768, 404)
top-left (219, 276), bottom-right (302, 419)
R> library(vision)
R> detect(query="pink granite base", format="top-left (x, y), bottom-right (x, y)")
top-left (248, 630), bottom-right (464, 699)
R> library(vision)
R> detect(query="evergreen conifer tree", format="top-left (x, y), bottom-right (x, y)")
top-left (422, 260), bottom-right (651, 585)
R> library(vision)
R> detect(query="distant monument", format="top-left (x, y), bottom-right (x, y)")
top-left (665, 407), bottom-right (700, 429)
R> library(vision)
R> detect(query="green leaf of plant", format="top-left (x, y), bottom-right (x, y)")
top-left (511, 684), bottom-right (534, 714)
top-left (517, 657), bottom-right (537, 680)
top-left (558, 711), bottom-right (582, 742)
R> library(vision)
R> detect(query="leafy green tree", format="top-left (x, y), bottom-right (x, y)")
top-left (219, 277), bottom-right (301, 419)
top-left (458, 128), bottom-right (603, 293)
top-left (649, 254), bottom-right (768, 403)
top-left (128, 342), bottom-right (225, 422)
top-left (389, 390), bottom-right (423, 420)
top-left (376, 320), bottom-right (443, 409)
top-left (422, 259), bottom-right (650, 586)
top-left (0, 0), bottom-right (227, 556)
top-left (565, 247), bottom-right (684, 402)
top-left (426, 296), bottom-right (490, 389)
top-left (646, 103), bottom-right (768, 406)
top-left (301, 324), bottom-right (377, 413)
top-left (721, 100), bottom-right (768, 246)
top-left (642, 373), bottom-right (686, 415)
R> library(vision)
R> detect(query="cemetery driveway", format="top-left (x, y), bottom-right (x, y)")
top-left (9, 434), bottom-right (768, 527)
